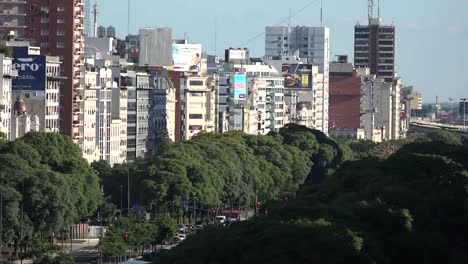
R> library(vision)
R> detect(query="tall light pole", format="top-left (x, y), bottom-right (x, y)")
top-left (0, 184), bottom-right (3, 262)
top-left (127, 166), bottom-right (130, 216)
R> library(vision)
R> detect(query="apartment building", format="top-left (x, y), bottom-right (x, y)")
top-left (0, 0), bottom-right (26, 37)
top-left (150, 76), bottom-right (177, 141)
top-left (81, 65), bottom-right (126, 165)
top-left (121, 70), bottom-right (152, 160)
top-left (361, 75), bottom-right (400, 141)
top-left (354, 18), bottom-right (395, 81)
top-left (0, 54), bottom-right (13, 140)
top-left (181, 76), bottom-right (217, 141)
top-left (265, 26), bottom-right (330, 134)
top-left (24, 0), bottom-right (86, 142)
top-left (11, 55), bottom-right (62, 140)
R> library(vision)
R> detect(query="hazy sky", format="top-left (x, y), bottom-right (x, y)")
top-left (99, 0), bottom-right (468, 102)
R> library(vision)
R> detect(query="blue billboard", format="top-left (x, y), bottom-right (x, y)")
top-left (234, 74), bottom-right (247, 100)
top-left (12, 47), bottom-right (46, 91)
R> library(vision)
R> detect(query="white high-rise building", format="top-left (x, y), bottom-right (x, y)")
top-left (81, 66), bottom-right (127, 165)
top-left (148, 75), bottom-right (177, 155)
top-left (265, 26), bottom-right (330, 134)
top-left (361, 75), bottom-right (401, 141)
top-left (0, 54), bottom-right (13, 140)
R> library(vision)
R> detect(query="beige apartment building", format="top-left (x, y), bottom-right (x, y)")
top-left (181, 76), bottom-right (216, 141)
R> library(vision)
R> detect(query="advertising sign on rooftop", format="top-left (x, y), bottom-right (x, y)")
top-left (12, 47), bottom-right (46, 91)
top-left (233, 74), bottom-right (247, 100)
top-left (172, 44), bottom-right (202, 73)
top-left (282, 64), bottom-right (313, 89)
top-left (228, 49), bottom-right (246, 60)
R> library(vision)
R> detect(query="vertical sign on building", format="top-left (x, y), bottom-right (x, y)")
top-left (233, 74), bottom-right (247, 100)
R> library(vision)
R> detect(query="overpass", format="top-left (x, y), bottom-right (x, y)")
top-left (409, 120), bottom-right (468, 139)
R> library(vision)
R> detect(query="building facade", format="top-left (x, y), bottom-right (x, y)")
top-left (181, 76), bottom-right (217, 141)
top-left (24, 0), bottom-right (86, 142)
top-left (148, 75), bottom-right (177, 155)
top-left (0, 54), bottom-right (13, 140)
top-left (361, 75), bottom-right (400, 141)
top-left (0, 0), bottom-right (26, 37)
top-left (329, 60), bottom-right (362, 130)
top-left (10, 55), bottom-right (61, 140)
top-left (138, 27), bottom-right (172, 67)
top-left (265, 26), bottom-right (330, 134)
top-left (354, 18), bottom-right (395, 81)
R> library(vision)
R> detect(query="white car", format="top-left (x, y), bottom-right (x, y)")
top-left (216, 215), bottom-right (226, 224)
top-left (177, 232), bottom-right (187, 240)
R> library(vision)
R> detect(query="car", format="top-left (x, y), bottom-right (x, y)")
top-left (176, 232), bottom-right (187, 240)
top-left (216, 215), bottom-right (226, 224)
top-left (177, 224), bottom-right (186, 232)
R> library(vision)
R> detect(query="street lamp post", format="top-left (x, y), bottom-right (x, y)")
top-left (127, 166), bottom-right (130, 216)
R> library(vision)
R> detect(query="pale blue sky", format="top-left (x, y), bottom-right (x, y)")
top-left (99, 0), bottom-right (468, 102)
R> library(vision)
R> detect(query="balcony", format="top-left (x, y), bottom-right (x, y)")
top-left (0, 0), bottom-right (26, 3)
top-left (74, 48), bottom-right (84, 55)
top-left (74, 59), bottom-right (84, 67)
top-left (74, 36), bottom-right (84, 43)
top-left (74, 24), bottom-right (84, 31)
top-left (0, 10), bottom-right (26, 16)
top-left (75, 0), bottom-right (85, 6)
top-left (74, 11), bottom-right (84, 18)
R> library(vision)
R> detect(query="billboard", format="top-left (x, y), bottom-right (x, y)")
top-left (282, 64), bottom-right (313, 89)
top-left (228, 49), bottom-right (246, 60)
top-left (233, 74), bottom-right (247, 100)
top-left (12, 47), bottom-right (46, 91)
top-left (172, 44), bottom-right (202, 72)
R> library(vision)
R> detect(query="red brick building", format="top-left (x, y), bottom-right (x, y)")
top-left (329, 61), bottom-right (362, 129)
top-left (25, 0), bottom-right (85, 142)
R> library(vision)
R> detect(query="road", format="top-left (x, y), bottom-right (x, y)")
top-left (61, 239), bottom-right (99, 264)
top-left (71, 245), bottom-right (99, 264)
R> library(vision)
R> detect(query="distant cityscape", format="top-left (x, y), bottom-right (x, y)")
top-left (0, 0), bottom-right (466, 166)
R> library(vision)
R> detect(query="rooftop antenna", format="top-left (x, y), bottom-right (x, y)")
top-left (378, 0), bottom-right (380, 18)
top-left (320, 0), bottom-right (323, 26)
top-left (214, 17), bottom-right (217, 55)
top-left (127, 0), bottom-right (130, 35)
top-left (93, 0), bottom-right (98, 37)
top-left (368, 0), bottom-right (374, 20)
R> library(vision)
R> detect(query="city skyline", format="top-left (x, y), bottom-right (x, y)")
top-left (99, 0), bottom-right (468, 102)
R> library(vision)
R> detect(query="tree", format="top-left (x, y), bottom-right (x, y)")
top-left (157, 139), bottom-right (468, 264)
top-left (154, 214), bottom-right (177, 245)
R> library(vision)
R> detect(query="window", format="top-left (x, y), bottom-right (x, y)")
top-left (41, 29), bottom-right (49, 35)
top-left (57, 42), bottom-right (65, 48)
top-left (189, 102), bottom-right (203, 108)
top-left (41, 42), bottom-right (49, 48)
top-left (57, 30), bottom-right (65, 36)
top-left (189, 114), bottom-right (203, 119)
top-left (41, 5), bottom-right (49, 12)
top-left (283, 37), bottom-right (288, 40)
top-left (189, 80), bottom-right (204, 86)
top-left (189, 92), bottom-right (203, 97)
top-left (57, 18), bottom-right (65, 24)
top-left (189, 125), bottom-right (203, 131)
top-left (284, 44), bottom-right (288, 47)
top-left (41, 17), bottom-right (49, 23)
top-left (57, 5), bottom-right (66, 11)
